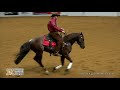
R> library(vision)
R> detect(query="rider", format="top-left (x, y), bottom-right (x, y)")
top-left (47, 13), bottom-right (65, 56)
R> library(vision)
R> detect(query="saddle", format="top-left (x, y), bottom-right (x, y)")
top-left (42, 34), bottom-right (57, 47)
top-left (42, 33), bottom-right (67, 56)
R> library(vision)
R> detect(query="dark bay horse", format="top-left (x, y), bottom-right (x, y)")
top-left (14, 32), bottom-right (85, 75)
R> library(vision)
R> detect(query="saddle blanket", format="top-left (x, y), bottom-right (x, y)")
top-left (42, 35), bottom-right (56, 47)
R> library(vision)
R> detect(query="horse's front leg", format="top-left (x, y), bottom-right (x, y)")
top-left (52, 56), bottom-right (65, 72)
top-left (64, 54), bottom-right (73, 73)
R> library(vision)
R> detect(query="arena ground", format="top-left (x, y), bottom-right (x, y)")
top-left (0, 16), bottom-right (120, 78)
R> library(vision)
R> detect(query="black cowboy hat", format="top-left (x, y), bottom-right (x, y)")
top-left (51, 14), bottom-right (60, 17)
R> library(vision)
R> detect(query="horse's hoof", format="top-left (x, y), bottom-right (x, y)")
top-left (45, 71), bottom-right (50, 75)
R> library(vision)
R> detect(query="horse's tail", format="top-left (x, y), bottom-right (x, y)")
top-left (14, 41), bottom-right (31, 65)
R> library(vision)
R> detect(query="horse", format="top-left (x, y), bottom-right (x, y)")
top-left (14, 32), bottom-right (85, 75)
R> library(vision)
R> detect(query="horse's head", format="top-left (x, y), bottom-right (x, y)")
top-left (77, 32), bottom-right (85, 49)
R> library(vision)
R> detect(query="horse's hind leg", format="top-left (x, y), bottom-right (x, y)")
top-left (34, 52), bottom-right (49, 75)
top-left (53, 56), bottom-right (65, 72)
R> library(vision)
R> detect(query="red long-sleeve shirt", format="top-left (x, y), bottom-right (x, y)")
top-left (47, 17), bottom-right (63, 32)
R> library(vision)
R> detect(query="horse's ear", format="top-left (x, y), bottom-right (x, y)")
top-left (80, 32), bottom-right (83, 35)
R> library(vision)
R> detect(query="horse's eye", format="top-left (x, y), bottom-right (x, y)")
top-left (83, 39), bottom-right (84, 41)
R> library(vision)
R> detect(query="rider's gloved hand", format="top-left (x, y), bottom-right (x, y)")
top-left (61, 28), bottom-right (64, 30)
top-left (61, 28), bottom-right (65, 33)
top-left (62, 31), bottom-right (65, 34)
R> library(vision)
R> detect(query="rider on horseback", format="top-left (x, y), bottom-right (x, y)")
top-left (47, 13), bottom-right (65, 56)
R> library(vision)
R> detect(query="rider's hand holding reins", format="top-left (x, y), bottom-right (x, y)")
top-left (61, 28), bottom-right (65, 34)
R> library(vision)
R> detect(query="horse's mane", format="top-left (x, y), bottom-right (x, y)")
top-left (63, 33), bottom-right (79, 42)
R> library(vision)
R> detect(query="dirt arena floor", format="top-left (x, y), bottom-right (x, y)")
top-left (0, 16), bottom-right (120, 78)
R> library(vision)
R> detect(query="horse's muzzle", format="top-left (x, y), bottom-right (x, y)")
top-left (81, 46), bottom-right (85, 49)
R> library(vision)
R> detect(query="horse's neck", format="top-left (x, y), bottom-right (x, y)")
top-left (64, 33), bottom-right (79, 46)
